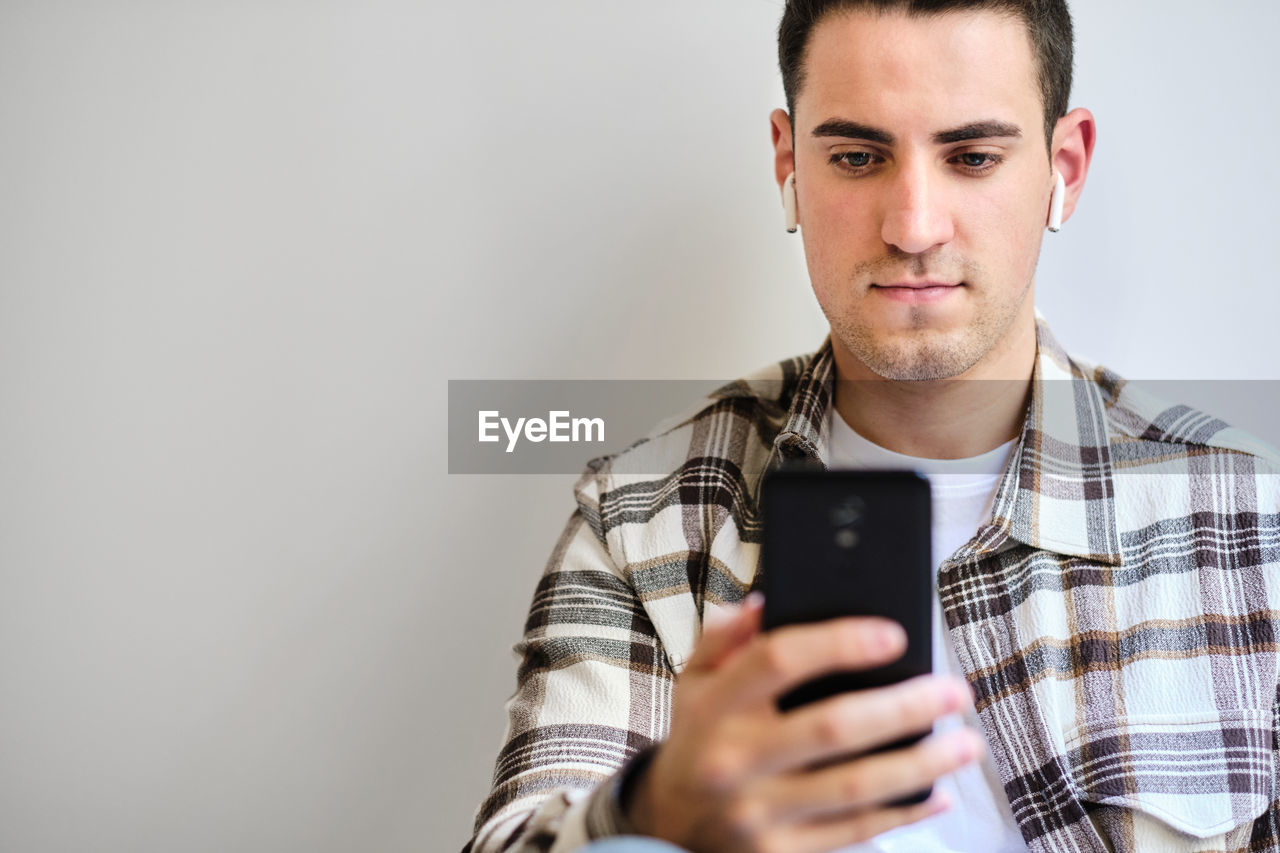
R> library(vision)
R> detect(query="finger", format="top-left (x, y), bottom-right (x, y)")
top-left (770, 789), bottom-right (952, 853)
top-left (766, 728), bottom-right (984, 821)
top-left (713, 616), bottom-right (907, 710)
top-left (757, 674), bottom-right (972, 773)
top-left (684, 591), bottom-right (765, 673)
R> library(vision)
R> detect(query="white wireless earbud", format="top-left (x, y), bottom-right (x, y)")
top-left (1048, 170), bottom-right (1066, 232)
top-left (783, 171), bottom-right (798, 233)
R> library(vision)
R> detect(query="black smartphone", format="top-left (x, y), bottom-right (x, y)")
top-left (760, 468), bottom-right (933, 802)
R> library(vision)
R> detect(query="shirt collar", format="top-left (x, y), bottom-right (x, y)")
top-left (760, 316), bottom-right (1123, 566)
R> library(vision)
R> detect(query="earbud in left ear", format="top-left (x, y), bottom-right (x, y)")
top-left (1048, 171), bottom-right (1066, 232)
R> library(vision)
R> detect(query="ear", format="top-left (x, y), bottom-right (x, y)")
top-left (1049, 107), bottom-right (1097, 226)
top-left (770, 108), bottom-right (796, 190)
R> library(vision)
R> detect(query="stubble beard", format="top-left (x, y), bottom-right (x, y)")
top-left (831, 273), bottom-right (1035, 381)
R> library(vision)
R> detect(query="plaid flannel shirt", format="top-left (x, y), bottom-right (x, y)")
top-left (464, 317), bottom-right (1280, 853)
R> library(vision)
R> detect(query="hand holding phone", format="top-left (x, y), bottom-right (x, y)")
top-left (622, 596), bottom-right (982, 852)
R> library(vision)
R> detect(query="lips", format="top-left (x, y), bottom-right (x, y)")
top-left (870, 281), bottom-right (964, 304)
top-left (873, 281), bottom-right (962, 289)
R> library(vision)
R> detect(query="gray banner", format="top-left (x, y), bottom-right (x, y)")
top-left (447, 379), bottom-right (1280, 475)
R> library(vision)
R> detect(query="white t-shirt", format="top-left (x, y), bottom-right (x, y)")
top-left (828, 409), bottom-right (1029, 853)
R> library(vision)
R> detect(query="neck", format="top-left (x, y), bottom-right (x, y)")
top-left (830, 317), bottom-right (1037, 460)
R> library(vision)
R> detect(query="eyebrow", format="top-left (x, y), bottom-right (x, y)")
top-left (810, 118), bottom-right (1023, 145)
top-left (933, 120), bottom-right (1022, 144)
top-left (811, 119), bottom-right (894, 145)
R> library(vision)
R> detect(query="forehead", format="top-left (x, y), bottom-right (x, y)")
top-left (799, 9), bottom-right (1041, 137)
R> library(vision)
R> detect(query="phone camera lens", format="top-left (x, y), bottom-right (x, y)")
top-left (829, 497), bottom-right (865, 527)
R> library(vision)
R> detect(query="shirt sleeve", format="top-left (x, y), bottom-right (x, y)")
top-left (462, 470), bottom-right (675, 853)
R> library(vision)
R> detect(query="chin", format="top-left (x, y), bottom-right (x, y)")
top-left (847, 329), bottom-right (982, 382)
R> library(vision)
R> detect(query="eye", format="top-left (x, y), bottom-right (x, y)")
top-left (829, 151), bottom-right (882, 172)
top-left (951, 152), bottom-right (1003, 174)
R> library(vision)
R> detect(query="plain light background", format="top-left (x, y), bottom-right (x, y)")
top-left (1, 1), bottom-right (1277, 851)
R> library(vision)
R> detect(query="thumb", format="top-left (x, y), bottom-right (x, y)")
top-left (684, 591), bottom-right (764, 673)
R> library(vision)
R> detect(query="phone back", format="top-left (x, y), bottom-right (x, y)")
top-left (761, 468), bottom-right (933, 709)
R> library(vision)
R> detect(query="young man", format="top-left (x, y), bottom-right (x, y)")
top-left (465, 2), bottom-right (1280, 851)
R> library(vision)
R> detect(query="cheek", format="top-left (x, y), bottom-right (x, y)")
top-left (799, 184), bottom-right (879, 271)
top-left (803, 182), bottom-right (862, 238)
top-left (955, 183), bottom-right (1048, 277)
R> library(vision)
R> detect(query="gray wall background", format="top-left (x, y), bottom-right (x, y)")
top-left (1, 1), bottom-right (1276, 851)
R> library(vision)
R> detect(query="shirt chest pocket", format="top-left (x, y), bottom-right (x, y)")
top-left (1064, 710), bottom-right (1276, 850)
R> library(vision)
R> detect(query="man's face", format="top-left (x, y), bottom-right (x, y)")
top-left (782, 10), bottom-right (1055, 381)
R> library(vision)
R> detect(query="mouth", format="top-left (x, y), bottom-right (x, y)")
top-left (870, 281), bottom-right (964, 304)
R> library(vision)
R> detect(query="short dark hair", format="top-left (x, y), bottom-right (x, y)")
top-left (778, 0), bottom-right (1074, 149)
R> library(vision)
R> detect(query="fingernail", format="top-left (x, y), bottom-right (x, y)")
top-left (953, 732), bottom-right (981, 763)
top-left (879, 622), bottom-right (906, 652)
top-left (743, 591), bottom-right (764, 611)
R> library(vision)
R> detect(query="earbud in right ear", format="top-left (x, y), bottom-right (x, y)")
top-left (783, 172), bottom-right (798, 234)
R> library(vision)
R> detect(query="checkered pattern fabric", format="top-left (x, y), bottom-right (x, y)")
top-left (464, 318), bottom-right (1280, 853)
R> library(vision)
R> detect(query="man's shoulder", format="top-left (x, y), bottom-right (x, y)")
top-left (1078, 358), bottom-right (1280, 473)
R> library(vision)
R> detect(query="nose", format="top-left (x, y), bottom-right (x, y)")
top-left (880, 163), bottom-right (955, 255)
